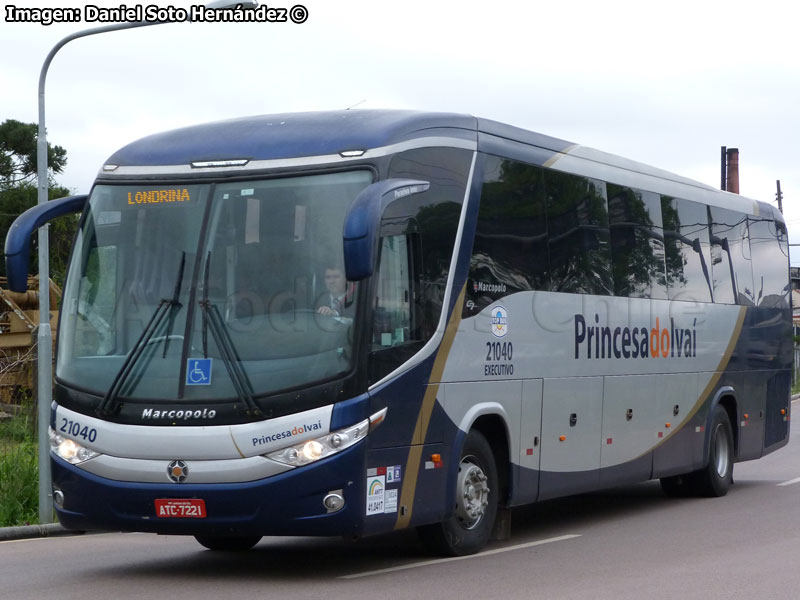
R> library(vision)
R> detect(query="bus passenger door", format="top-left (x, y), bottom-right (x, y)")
top-left (538, 377), bottom-right (603, 500)
top-left (516, 379), bottom-right (543, 504)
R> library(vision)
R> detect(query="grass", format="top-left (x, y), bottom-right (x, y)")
top-left (0, 414), bottom-right (39, 527)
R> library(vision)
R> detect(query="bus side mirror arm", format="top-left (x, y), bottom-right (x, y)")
top-left (342, 179), bottom-right (429, 281)
top-left (4, 194), bottom-right (88, 293)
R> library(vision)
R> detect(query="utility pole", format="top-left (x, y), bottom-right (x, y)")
top-left (777, 180), bottom-right (784, 213)
top-left (721, 146), bottom-right (727, 191)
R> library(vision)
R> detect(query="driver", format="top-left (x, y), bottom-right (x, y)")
top-left (316, 266), bottom-right (355, 320)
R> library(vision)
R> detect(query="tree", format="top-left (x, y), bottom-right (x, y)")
top-left (0, 119), bottom-right (67, 188)
top-left (0, 119), bottom-right (77, 286)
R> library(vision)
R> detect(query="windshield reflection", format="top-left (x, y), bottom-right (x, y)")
top-left (57, 171), bottom-right (372, 403)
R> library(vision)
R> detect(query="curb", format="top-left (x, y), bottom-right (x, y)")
top-left (0, 523), bottom-right (82, 542)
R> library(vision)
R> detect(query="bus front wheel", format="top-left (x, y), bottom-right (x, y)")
top-left (418, 430), bottom-right (498, 556)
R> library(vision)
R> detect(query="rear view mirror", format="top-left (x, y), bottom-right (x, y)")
top-left (342, 179), bottom-right (429, 281)
top-left (4, 194), bottom-right (87, 292)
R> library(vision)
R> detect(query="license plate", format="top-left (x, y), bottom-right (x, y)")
top-left (154, 498), bottom-right (207, 518)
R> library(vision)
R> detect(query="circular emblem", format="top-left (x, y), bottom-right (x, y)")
top-left (167, 460), bottom-right (189, 483)
top-left (490, 305), bottom-right (508, 338)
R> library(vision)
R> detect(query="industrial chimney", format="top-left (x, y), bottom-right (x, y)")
top-left (726, 147), bottom-right (739, 194)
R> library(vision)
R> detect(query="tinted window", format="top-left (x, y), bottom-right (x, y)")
top-left (608, 186), bottom-right (667, 299)
top-left (58, 174), bottom-right (374, 402)
top-left (661, 198), bottom-right (713, 302)
top-left (546, 171), bottom-right (612, 295)
top-left (749, 217), bottom-right (790, 307)
top-left (373, 235), bottom-right (414, 347)
top-left (388, 147), bottom-right (473, 338)
top-left (709, 207), bottom-right (754, 305)
top-left (468, 156), bottom-right (548, 313)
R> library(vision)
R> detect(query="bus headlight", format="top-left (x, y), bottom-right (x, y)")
top-left (266, 418), bottom-right (369, 467)
top-left (49, 428), bottom-right (100, 465)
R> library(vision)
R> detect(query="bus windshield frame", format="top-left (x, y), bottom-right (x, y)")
top-left (56, 170), bottom-right (374, 406)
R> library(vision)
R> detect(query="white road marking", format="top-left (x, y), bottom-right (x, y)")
top-left (0, 537), bottom-right (51, 545)
top-left (0, 531), bottom-right (122, 545)
top-left (339, 534), bottom-right (582, 579)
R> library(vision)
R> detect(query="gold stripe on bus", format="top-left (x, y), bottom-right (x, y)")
top-left (394, 284), bottom-right (466, 530)
top-left (693, 305), bottom-right (748, 415)
top-left (542, 144), bottom-right (579, 168)
top-left (229, 429), bottom-right (246, 459)
top-left (644, 305), bottom-right (747, 455)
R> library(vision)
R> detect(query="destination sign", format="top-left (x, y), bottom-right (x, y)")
top-left (127, 189), bottom-right (190, 205)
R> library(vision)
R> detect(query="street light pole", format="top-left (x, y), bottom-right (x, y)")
top-left (36, 20), bottom-right (161, 525)
top-left (35, 2), bottom-right (256, 524)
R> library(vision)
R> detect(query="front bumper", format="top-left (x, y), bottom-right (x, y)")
top-left (52, 442), bottom-right (366, 537)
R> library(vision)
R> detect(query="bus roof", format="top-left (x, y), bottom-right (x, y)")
top-left (100, 109), bottom-right (779, 221)
top-left (104, 110), bottom-right (480, 166)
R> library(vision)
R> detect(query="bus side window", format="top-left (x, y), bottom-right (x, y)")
top-left (748, 217), bottom-right (790, 308)
top-left (546, 172), bottom-right (613, 295)
top-left (369, 234), bottom-right (425, 383)
top-left (388, 147), bottom-right (472, 339)
top-left (467, 156), bottom-right (547, 315)
top-left (374, 235), bottom-right (412, 347)
top-left (709, 206), bottom-right (754, 305)
top-left (608, 186), bottom-right (667, 299)
top-left (662, 198), bottom-right (713, 303)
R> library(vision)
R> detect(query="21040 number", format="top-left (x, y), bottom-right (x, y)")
top-left (59, 418), bottom-right (98, 443)
top-left (486, 341), bottom-right (513, 362)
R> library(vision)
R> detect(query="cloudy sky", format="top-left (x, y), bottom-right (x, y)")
top-left (3, 0), bottom-right (799, 261)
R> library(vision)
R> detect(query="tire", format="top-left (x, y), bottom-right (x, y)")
top-left (194, 535), bottom-right (262, 551)
top-left (688, 405), bottom-right (734, 497)
top-left (418, 430), bottom-right (499, 556)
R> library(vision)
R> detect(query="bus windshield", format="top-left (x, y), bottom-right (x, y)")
top-left (57, 171), bottom-right (373, 402)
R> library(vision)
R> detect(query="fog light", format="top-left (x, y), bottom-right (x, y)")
top-left (53, 488), bottom-right (64, 508)
top-left (323, 491), bottom-right (345, 513)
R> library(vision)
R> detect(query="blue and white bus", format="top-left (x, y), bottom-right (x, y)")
top-left (5, 111), bottom-right (791, 555)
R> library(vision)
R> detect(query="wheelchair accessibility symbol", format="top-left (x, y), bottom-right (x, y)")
top-left (186, 358), bottom-right (212, 386)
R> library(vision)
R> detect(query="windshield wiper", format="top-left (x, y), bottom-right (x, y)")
top-left (162, 252), bottom-right (186, 358)
top-left (96, 252), bottom-right (186, 417)
top-left (198, 252), bottom-right (262, 418)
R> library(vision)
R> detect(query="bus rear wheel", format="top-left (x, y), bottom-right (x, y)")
top-left (194, 535), bottom-right (262, 551)
top-left (689, 404), bottom-right (734, 497)
top-left (418, 430), bottom-right (498, 556)
top-left (659, 405), bottom-right (734, 498)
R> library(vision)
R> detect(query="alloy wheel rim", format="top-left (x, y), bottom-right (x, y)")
top-left (455, 457), bottom-right (490, 530)
top-left (714, 423), bottom-right (730, 478)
